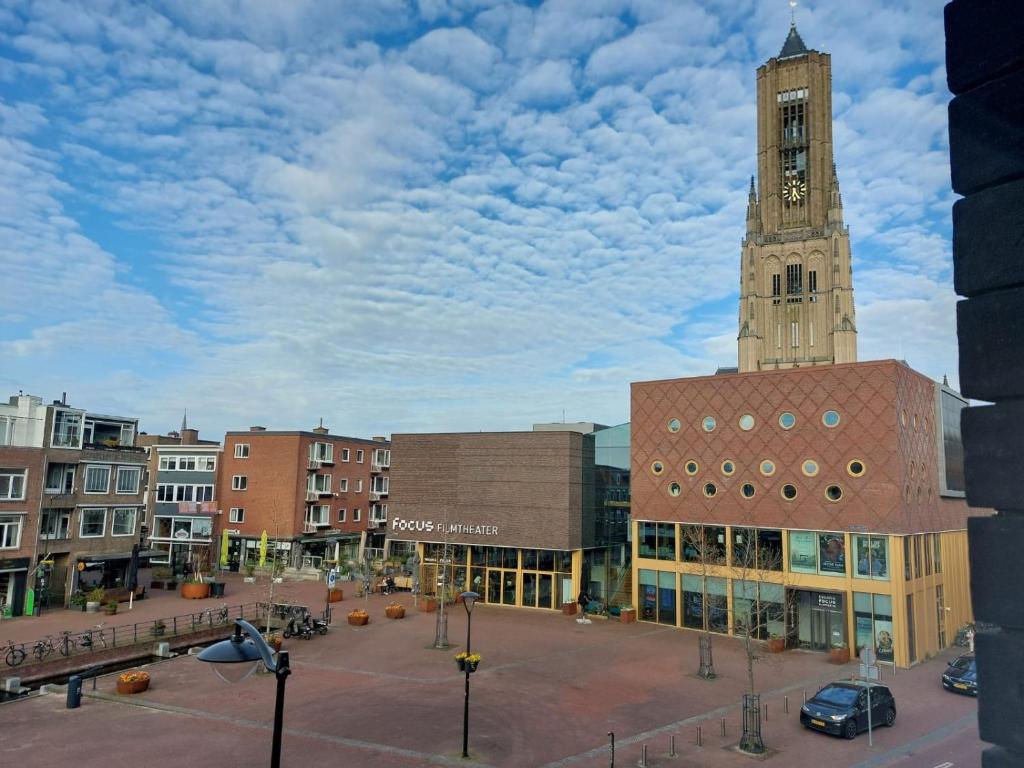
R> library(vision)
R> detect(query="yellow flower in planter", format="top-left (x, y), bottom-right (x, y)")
top-left (454, 651), bottom-right (468, 661)
top-left (118, 671), bottom-right (150, 684)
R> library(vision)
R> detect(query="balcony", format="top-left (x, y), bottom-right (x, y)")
top-left (307, 459), bottom-right (322, 471)
top-left (368, 491), bottom-right (381, 501)
top-left (305, 491), bottom-right (319, 502)
top-left (371, 462), bottom-right (388, 473)
top-left (318, 489), bottom-right (333, 497)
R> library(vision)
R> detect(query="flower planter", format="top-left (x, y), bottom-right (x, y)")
top-left (767, 637), bottom-right (786, 654)
top-left (243, 577), bottom-right (256, 584)
top-left (829, 646), bottom-right (850, 664)
top-left (327, 589), bottom-right (344, 603)
top-left (103, 604), bottom-right (118, 616)
top-left (419, 598), bottom-right (438, 613)
top-left (181, 582), bottom-right (211, 599)
top-left (561, 602), bottom-right (577, 616)
top-left (619, 608), bottom-right (637, 624)
top-left (384, 604), bottom-right (405, 619)
top-left (263, 634), bottom-right (283, 652)
top-left (116, 675), bottom-right (150, 695)
top-left (86, 601), bottom-right (100, 614)
top-left (347, 612), bottom-right (369, 626)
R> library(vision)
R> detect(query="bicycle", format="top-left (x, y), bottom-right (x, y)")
top-left (32, 636), bottom-right (55, 662)
top-left (3, 639), bottom-right (26, 667)
top-left (955, 622), bottom-right (975, 648)
top-left (80, 623), bottom-right (107, 651)
top-left (59, 630), bottom-right (77, 657)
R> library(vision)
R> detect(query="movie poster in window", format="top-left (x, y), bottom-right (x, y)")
top-left (789, 531), bottom-right (817, 573)
top-left (818, 533), bottom-right (846, 574)
top-left (874, 618), bottom-right (894, 663)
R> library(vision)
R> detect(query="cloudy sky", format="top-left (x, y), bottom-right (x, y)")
top-left (0, 0), bottom-right (955, 439)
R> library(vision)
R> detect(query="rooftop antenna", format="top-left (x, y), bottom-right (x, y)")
top-left (789, 0), bottom-right (798, 24)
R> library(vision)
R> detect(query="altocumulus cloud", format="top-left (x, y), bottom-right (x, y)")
top-left (0, 0), bottom-right (959, 437)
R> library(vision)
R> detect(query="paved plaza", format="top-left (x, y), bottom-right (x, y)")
top-left (0, 579), bottom-right (981, 767)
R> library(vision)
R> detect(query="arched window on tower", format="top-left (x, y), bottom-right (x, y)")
top-left (771, 273), bottom-right (781, 305)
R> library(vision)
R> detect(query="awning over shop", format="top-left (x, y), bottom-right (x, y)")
top-left (78, 549), bottom-right (164, 563)
top-left (296, 534), bottom-right (359, 545)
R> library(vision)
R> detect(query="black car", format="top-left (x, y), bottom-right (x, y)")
top-left (942, 654), bottom-right (978, 696)
top-left (800, 681), bottom-right (897, 739)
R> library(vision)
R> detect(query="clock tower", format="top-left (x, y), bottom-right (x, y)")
top-left (737, 23), bottom-right (857, 372)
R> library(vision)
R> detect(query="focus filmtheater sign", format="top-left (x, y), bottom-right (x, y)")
top-left (390, 516), bottom-right (499, 537)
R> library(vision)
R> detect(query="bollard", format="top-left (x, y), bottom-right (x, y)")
top-left (803, 689), bottom-right (807, 705)
top-left (721, 717), bottom-right (726, 737)
top-left (784, 695), bottom-right (789, 714)
top-left (670, 734), bottom-right (676, 756)
top-left (639, 744), bottom-right (647, 767)
top-left (66, 675), bottom-right (82, 709)
top-left (696, 725), bottom-right (702, 747)
top-left (608, 731), bottom-right (615, 768)
top-left (764, 702), bottom-right (768, 721)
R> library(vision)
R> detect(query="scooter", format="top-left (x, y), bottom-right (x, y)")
top-left (282, 615), bottom-right (313, 640)
top-left (310, 614), bottom-right (329, 635)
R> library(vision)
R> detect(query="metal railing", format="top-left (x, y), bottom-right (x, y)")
top-left (2, 602), bottom-right (260, 669)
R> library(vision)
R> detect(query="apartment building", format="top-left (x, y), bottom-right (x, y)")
top-left (138, 426), bottom-right (222, 579)
top-left (0, 393), bottom-right (148, 612)
top-left (217, 425), bottom-right (390, 571)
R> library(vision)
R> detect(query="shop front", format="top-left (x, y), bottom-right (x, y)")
top-left (0, 557), bottom-right (29, 617)
top-left (789, 589), bottom-right (847, 652)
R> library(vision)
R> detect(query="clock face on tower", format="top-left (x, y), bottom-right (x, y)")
top-left (783, 178), bottom-right (806, 202)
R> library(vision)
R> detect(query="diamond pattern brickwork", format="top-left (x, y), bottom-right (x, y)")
top-left (631, 360), bottom-right (976, 535)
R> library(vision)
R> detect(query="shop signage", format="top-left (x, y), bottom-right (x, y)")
top-left (390, 516), bottom-right (499, 537)
top-left (816, 593), bottom-right (839, 610)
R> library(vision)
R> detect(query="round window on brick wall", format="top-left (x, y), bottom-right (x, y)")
top-left (702, 416), bottom-right (716, 432)
top-left (685, 460), bottom-right (699, 476)
top-left (651, 461), bottom-right (664, 476)
top-left (802, 459), bottom-right (819, 477)
top-left (741, 483), bottom-right (756, 499)
top-left (847, 460), bottom-right (866, 477)
top-left (739, 414), bottom-right (755, 431)
top-left (703, 482), bottom-right (717, 498)
top-left (779, 412), bottom-right (796, 430)
top-left (669, 482), bottom-right (682, 497)
top-left (781, 484), bottom-right (798, 500)
top-left (668, 418), bottom-right (681, 433)
top-left (721, 460), bottom-right (735, 476)
top-left (760, 460), bottom-right (776, 477)
top-left (822, 410), bottom-right (841, 428)
top-left (825, 485), bottom-right (843, 502)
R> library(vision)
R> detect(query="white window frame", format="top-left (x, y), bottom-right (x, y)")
top-left (312, 474), bottom-right (331, 493)
top-left (156, 484), bottom-right (214, 502)
top-left (0, 514), bottom-right (24, 549)
top-left (353, 507), bottom-right (361, 522)
top-left (338, 478), bottom-right (348, 492)
top-left (84, 465), bottom-right (111, 494)
top-left (51, 409), bottom-right (83, 449)
top-left (235, 443), bottom-right (250, 458)
top-left (0, 470), bottom-right (27, 501)
top-left (111, 507), bottom-right (137, 536)
top-left (45, 463), bottom-right (75, 494)
top-left (356, 449), bottom-right (364, 463)
top-left (337, 507), bottom-right (346, 522)
top-left (40, 508), bottom-right (71, 540)
top-left (116, 466), bottom-right (141, 495)
top-left (0, 416), bottom-right (13, 446)
top-left (341, 448), bottom-right (350, 462)
top-left (229, 507), bottom-right (245, 523)
top-left (373, 449), bottom-right (390, 467)
top-left (80, 507), bottom-right (107, 538)
top-left (355, 479), bottom-right (363, 493)
top-left (232, 475), bottom-right (247, 491)
top-left (371, 476), bottom-right (389, 494)
top-left (307, 504), bottom-right (330, 527)
top-left (310, 442), bottom-right (334, 463)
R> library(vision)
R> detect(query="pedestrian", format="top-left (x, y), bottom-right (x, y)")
top-left (577, 588), bottom-right (590, 617)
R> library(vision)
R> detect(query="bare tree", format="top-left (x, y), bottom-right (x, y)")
top-left (728, 525), bottom-right (784, 755)
top-left (680, 524), bottom-right (726, 679)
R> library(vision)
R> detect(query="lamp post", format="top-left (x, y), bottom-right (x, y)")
top-left (197, 619), bottom-right (292, 768)
top-left (460, 590), bottom-right (480, 759)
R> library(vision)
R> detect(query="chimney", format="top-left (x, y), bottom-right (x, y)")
top-left (250, 426), bottom-right (267, 432)
top-left (180, 428), bottom-right (199, 445)
top-left (312, 417), bottom-right (328, 435)
top-left (372, 436), bottom-right (387, 442)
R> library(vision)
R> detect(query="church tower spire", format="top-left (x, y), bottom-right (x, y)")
top-left (737, 22), bottom-right (857, 373)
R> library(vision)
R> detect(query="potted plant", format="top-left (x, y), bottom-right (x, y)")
top-left (327, 587), bottom-right (344, 603)
top-left (347, 608), bottom-right (370, 626)
top-left (180, 575), bottom-right (211, 600)
top-left (103, 598), bottom-right (119, 616)
top-left (619, 606), bottom-right (637, 624)
top-left (263, 633), bottom-right (283, 652)
top-left (829, 641), bottom-right (850, 664)
top-left (116, 670), bottom-right (150, 695)
top-left (86, 587), bottom-right (106, 613)
top-left (69, 590), bottom-right (87, 612)
top-left (767, 633), bottom-right (786, 653)
top-left (384, 602), bottom-right (405, 619)
top-left (419, 596), bottom-right (438, 613)
top-left (561, 601), bottom-right (577, 616)
top-left (151, 619), bottom-right (166, 637)
top-left (454, 652), bottom-right (482, 673)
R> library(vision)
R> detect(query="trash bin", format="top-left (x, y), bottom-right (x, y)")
top-left (67, 675), bottom-right (82, 709)
top-left (210, 581), bottom-right (225, 598)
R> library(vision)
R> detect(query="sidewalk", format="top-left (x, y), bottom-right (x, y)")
top-left (0, 593), bottom-right (982, 767)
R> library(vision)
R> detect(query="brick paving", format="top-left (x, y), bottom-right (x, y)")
top-left (0, 585), bottom-right (982, 768)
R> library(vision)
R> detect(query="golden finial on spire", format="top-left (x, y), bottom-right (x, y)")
top-left (789, 0), bottom-right (798, 25)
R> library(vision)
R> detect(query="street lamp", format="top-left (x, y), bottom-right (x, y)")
top-left (197, 619), bottom-right (292, 768)
top-left (460, 590), bottom-right (480, 759)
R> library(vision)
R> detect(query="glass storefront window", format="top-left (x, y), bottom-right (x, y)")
top-left (854, 592), bottom-right (895, 662)
top-left (731, 527), bottom-right (753, 565)
top-left (757, 529), bottom-right (783, 570)
top-left (761, 583), bottom-right (785, 639)
top-left (732, 579), bottom-right (758, 636)
top-left (933, 535), bottom-right (942, 573)
top-left (193, 518), bottom-right (212, 538)
top-left (501, 548), bottom-right (518, 569)
top-left (706, 577), bottom-right (728, 633)
top-left (853, 535), bottom-right (889, 580)
top-left (471, 546), bottom-right (486, 566)
top-left (639, 569), bottom-right (656, 621)
top-left (706, 526), bottom-right (726, 564)
top-left (658, 571), bottom-right (676, 625)
top-left (657, 523), bottom-right (676, 560)
top-left (538, 549), bottom-right (554, 571)
top-left (522, 549), bottom-right (537, 570)
top-left (682, 574), bottom-right (704, 629)
top-left (639, 522), bottom-right (657, 558)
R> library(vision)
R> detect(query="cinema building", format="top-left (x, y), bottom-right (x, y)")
top-left (387, 424), bottom-right (630, 611)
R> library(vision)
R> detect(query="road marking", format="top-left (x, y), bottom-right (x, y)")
top-left (933, 763), bottom-right (954, 768)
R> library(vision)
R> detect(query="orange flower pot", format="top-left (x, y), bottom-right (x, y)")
top-left (619, 609), bottom-right (637, 624)
top-left (116, 678), bottom-right (150, 695)
top-left (180, 582), bottom-right (211, 599)
top-left (562, 602), bottom-right (577, 616)
top-left (327, 589), bottom-right (344, 603)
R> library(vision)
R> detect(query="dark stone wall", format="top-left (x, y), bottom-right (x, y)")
top-left (946, 2), bottom-right (1024, 765)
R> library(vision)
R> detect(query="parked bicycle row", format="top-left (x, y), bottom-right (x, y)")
top-left (1, 602), bottom-right (257, 668)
